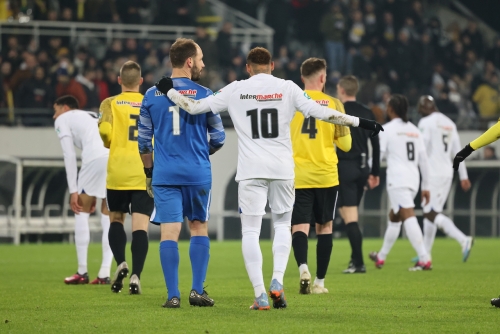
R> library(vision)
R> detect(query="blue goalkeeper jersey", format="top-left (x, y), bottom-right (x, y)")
top-left (138, 78), bottom-right (225, 186)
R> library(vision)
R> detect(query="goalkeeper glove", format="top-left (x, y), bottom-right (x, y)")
top-left (144, 167), bottom-right (153, 198)
top-left (155, 76), bottom-right (174, 95)
top-left (453, 144), bottom-right (474, 171)
top-left (358, 118), bottom-right (384, 137)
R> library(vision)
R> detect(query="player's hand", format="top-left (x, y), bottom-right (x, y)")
top-left (89, 199), bottom-right (97, 214)
top-left (146, 177), bottom-right (153, 198)
top-left (421, 190), bottom-right (430, 206)
top-left (461, 179), bottom-right (471, 192)
top-left (358, 118), bottom-right (384, 137)
top-left (144, 167), bottom-right (154, 198)
top-left (453, 144), bottom-right (474, 171)
top-left (367, 175), bottom-right (380, 189)
top-left (70, 192), bottom-right (82, 214)
top-left (155, 76), bottom-right (174, 95)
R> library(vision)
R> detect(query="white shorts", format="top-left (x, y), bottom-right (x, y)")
top-left (387, 187), bottom-right (417, 214)
top-left (238, 179), bottom-right (295, 216)
top-left (78, 156), bottom-right (107, 199)
top-left (423, 177), bottom-right (452, 214)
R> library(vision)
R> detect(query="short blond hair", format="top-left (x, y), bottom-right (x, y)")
top-left (338, 75), bottom-right (359, 97)
top-left (120, 61), bottom-right (141, 88)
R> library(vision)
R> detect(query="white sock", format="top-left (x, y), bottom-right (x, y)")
top-left (434, 213), bottom-right (467, 246)
top-left (423, 218), bottom-right (437, 255)
top-left (271, 211), bottom-right (292, 285)
top-left (241, 214), bottom-right (266, 298)
top-left (299, 263), bottom-right (309, 275)
top-left (98, 214), bottom-right (113, 278)
top-left (379, 221), bottom-right (401, 261)
top-left (404, 216), bottom-right (429, 263)
top-left (314, 278), bottom-right (324, 287)
top-left (75, 212), bottom-right (90, 275)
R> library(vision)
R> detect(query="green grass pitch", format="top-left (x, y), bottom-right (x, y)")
top-left (1, 238), bottom-right (499, 333)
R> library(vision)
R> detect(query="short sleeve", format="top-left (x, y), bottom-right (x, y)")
top-left (333, 100), bottom-right (350, 138)
top-left (99, 96), bottom-right (114, 125)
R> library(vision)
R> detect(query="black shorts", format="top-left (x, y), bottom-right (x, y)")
top-left (338, 161), bottom-right (370, 207)
top-left (106, 189), bottom-right (154, 216)
top-left (291, 186), bottom-right (339, 226)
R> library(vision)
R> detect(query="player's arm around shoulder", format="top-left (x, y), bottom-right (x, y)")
top-left (98, 96), bottom-right (115, 148)
top-left (205, 88), bottom-right (226, 155)
top-left (332, 98), bottom-right (352, 152)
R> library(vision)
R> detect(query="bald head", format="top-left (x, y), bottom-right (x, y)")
top-left (418, 95), bottom-right (437, 116)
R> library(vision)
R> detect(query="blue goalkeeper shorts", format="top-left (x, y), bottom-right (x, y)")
top-left (150, 184), bottom-right (212, 224)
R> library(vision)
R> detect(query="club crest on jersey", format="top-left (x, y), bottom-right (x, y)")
top-left (178, 89), bottom-right (197, 97)
top-left (116, 100), bottom-right (141, 108)
top-left (240, 93), bottom-right (283, 102)
top-left (315, 99), bottom-right (329, 106)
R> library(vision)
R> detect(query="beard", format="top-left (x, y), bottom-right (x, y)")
top-left (191, 64), bottom-right (202, 81)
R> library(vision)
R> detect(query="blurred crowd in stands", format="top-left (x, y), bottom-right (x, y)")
top-left (1, 0), bottom-right (500, 130)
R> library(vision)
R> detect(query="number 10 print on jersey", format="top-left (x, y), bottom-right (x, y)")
top-left (247, 108), bottom-right (279, 139)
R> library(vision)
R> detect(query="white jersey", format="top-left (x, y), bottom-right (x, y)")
top-left (166, 73), bottom-right (358, 181)
top-left (418, 112), bottom-right (468, 180)
top-left (55, 110), bottom-right (109, 193)
top-left (380, 118), bottom-right (429, 192)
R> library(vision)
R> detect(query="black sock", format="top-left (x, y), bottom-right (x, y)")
top-left (292, 231), bottom-right (308, 267)
top-left (131, 230), bottom-right (149, 279)
top-left (316, 234), bottom-right (333, 279)
top-left (108, 222), bottom-right (127, 265)
top-left (346, 222), bottom-right (364, 266)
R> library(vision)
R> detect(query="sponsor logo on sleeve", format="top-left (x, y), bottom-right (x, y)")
top-left (304, 92), bottom-right (311, 99)
top-left (239, 93), bottom-right (283, 102)
top-left (213, 90), bottom-right (222, 96)
top-left (155, 91), bottom-right (165, 96)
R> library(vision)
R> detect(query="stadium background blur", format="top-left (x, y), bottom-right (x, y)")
top-left (1, 0), bottom-right (500, 243)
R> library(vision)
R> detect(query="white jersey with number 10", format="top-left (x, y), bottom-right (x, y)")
top-left (200, 73), bottom-right (356, 182)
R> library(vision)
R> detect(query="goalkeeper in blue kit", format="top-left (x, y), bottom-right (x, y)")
top-left (138, 38), bottom-right (225, 308)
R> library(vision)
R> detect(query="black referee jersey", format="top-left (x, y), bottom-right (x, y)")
top-left (337, 101), bottom-right (380, 176)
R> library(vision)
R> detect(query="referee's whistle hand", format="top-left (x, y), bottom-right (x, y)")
top-left (155, 76), bottom-right (174, 95)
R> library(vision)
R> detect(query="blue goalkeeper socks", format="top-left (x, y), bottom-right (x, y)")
top-left (190, 236), bottom-right (210, 294)
top-left (160, 240), bottom-right (180, 300)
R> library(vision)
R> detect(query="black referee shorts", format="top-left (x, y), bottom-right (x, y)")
top-left (291, 186), bottom-right (339, 226)
top-left (107, 189), bottom-right (154, 216)
top-left (338, 161), bottom-right (370, 207)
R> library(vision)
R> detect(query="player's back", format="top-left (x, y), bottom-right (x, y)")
top-left (141, 78), bottom-right (213, 186)
top-left (337, 101), bottom-right (373, 161)
top-left (382, 118), bottom-right (423, 191)
top-left (418, 112), bottom-right (456, 178)
top-left (291, 90), bottom-right (344, 188)
top-left (100, 92), bottom-right (145, 190)
top-left (224, 74), bottom-right (301, 181)
top-left (55, 110), bottom-right (108, 165)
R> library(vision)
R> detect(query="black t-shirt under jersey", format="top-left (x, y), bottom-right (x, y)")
top-left (337, 101), bottom-right (380, 176)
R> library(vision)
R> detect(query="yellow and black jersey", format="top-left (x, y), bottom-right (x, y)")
top-left (470, 119), bottom-right (500, 150)
top-left (98, 92), bottom-right (146, 190)
top-left (291, 90), bottom-right (352, 189)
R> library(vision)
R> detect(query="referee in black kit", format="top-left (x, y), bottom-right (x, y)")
top-left (336, 75), bottom-right (380, 274)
